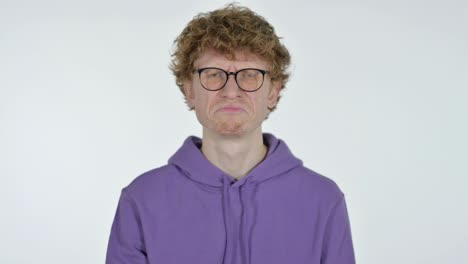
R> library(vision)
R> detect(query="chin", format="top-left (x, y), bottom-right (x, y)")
top-left (215, 121), bottom-right (246, 135)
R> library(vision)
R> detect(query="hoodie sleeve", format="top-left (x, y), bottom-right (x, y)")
top-left (321, 194), bottom-right (356, 264)
top-left (105, 189), bottom-right (148, 264)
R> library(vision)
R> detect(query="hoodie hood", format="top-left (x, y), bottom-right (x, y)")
top-left (168, 132), bottom-right (303, 264)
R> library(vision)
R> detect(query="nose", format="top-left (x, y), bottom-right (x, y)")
top-left (219, 73), bottom-right (242, 98)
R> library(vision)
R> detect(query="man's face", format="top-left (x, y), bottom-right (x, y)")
top-left (183, 50), bottom-right (281, 137)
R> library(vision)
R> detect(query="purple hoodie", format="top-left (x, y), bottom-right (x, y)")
top-left (106, 133), bottom-right (355, 264)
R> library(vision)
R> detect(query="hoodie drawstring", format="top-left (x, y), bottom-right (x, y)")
top-left (222, 177), bottom-right (234, 264)
top-left (241, 182), bottom-right (255, 264)
top-left (222, 176), bottom-right (256, 264)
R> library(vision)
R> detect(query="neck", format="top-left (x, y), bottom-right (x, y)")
top-left (201, 128), bottom-right (267, 180)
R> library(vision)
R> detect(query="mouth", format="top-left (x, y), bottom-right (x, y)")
top-left (216, 105), bottom-right (245, 113)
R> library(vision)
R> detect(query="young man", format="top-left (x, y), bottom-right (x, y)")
top-left (106, 4), bottom-right (356, 264)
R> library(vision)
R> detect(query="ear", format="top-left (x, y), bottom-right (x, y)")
top-left (183, 80), bottom-right (195, 107)
top-left (267, 81), bottom-right (282, 109)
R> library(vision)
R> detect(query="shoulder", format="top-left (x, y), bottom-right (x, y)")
top-left (121, 164), bottom-right (180, 201)
top-left (291, 165), bottom-right (345, 202)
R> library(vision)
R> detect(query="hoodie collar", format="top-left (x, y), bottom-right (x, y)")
top-left (168, 132), bottom-right (303, 188)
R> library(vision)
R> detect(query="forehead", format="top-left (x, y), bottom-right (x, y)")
top-left (194, 49), bottom-right (269, 69)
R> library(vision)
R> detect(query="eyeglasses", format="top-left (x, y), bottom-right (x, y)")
top-left (193, 67), bottom-right (269, 92)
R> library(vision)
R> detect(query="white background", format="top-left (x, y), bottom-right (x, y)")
top-left (1, 0), bottom-right (467, 263)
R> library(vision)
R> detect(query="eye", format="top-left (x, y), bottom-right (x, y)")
top-left (209, 72), bottom-right (222, 78)
top-left (203, 69), bottom-right (224, 79)
top-left (239, 69), bottom-right (260, 79)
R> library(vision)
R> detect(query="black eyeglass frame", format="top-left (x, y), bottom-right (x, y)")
top-left (193, 67), bottom-right (270, 92)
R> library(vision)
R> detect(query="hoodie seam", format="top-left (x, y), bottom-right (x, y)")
top-left (120, 189), bottom-right (148, 255)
